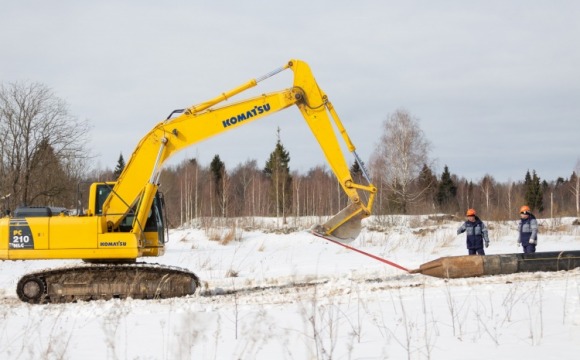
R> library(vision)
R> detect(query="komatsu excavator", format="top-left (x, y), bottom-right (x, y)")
top-left (0, 59), bottom-right (376, 304)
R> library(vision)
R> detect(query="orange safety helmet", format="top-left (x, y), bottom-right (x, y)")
top-left (466, 208), bottom-right (476, 216)
top-left (520, 205), bottom-right (531, 214)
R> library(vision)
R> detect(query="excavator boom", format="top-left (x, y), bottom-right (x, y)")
top-left (105, 59), bottom-right (376, 242)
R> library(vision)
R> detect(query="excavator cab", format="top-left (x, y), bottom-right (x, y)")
top-left (89, 182), bottom-right (167, 255)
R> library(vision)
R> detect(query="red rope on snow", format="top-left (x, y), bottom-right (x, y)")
top-left (311, 232), bottom-right (410, 272)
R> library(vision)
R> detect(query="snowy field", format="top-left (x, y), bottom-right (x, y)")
top-left (1, 215), bottom-right (579, 359)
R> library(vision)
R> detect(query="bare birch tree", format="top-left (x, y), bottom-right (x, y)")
top-left (570, 159), bottom-right (580, 218)
top-left (480, 174), bottom-right (496, 214)
top-left (506, 180), bottom-right (514, 218)
top-left (0, 81), bottom-right (90, 210)
top-left (370, 109), bottom-right (431, 213)
top-left (230, 160), bottom-right (259, 216)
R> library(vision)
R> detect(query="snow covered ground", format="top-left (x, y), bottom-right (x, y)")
top-left (1, 215), bottom-right (579, 359)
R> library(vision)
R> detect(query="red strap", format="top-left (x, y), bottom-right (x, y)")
top-left (311, 232), bottom-right (410, 272)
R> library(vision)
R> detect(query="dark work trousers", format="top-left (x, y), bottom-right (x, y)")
top-left (469, 248), bottom-right (485, 255)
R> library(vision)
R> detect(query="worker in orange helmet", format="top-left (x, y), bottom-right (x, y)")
top-left (457, 208), bottom-right (489, 255)
top-left (518, 205), bottom-right (538, 253)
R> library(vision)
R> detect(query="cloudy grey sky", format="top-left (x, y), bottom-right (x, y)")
top-left (2, 1), bottom-right (579, 183)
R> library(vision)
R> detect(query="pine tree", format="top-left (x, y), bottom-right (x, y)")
top-left (210, 155), bottom-right (224, 189)
top-left (113, 153), bottom-right (126, 180)
top-left (524, 170), bottom-right (544, 213)
top-left (436, 165), bottom-right (457, 211)
top-left (417, 163), bottom-right (438, 209)
top-left (263, 128), bottom-right (292, 221)
top-left (209, 155), bottom-right (226, 217)
top-left (28, 138), bottom-right (70, 205)
top-left (524, 170), bottom-right (532, 189)
top-left (350, 161), bottom-right (363, 184)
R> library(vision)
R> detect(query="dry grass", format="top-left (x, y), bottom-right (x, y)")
top-left (437, 230), bottom-right (456, 248)
top-left (207, 228), bottom-right (222, 241)
top-left (225, 269), bottom-right (239, 277)
top-left (205, 222), bottom-right (240, 245)
top-left (412, 227), bottom-right (437, 236)
top-left (220, 227), bottom-right (236, 245)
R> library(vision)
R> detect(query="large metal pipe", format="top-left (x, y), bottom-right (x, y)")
top-left (409, 250), bottom-right (580, 279)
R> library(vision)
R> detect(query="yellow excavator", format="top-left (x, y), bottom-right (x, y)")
top-left (0, 59), bottom-right (376, 303)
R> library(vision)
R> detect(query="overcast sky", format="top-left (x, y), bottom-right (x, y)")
top-left (2, 1), bottom-right (579, 183)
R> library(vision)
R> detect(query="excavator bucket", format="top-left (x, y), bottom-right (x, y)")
top-left (311, 202), bottom-right (367, 243)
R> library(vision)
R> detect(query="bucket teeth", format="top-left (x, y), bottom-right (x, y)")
top-left (314, 203), bottom-right (366, 243)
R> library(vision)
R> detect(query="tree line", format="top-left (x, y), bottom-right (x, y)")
top-left (368, 109), bottom-right (580, 221)
top-left (1, 81), bottom-right (579, 226)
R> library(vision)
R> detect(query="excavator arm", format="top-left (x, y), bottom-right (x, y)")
top-left (104, 59), bottom-right (376, 242)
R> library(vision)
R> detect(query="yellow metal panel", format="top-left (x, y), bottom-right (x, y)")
top-left (97, 232), bottom-right (140, 253)
top-left (142, 231), bottom-right (164, 257)
top-left (2, 216), bottom-right (140, 260)
top-left (48, 216), bottom-right (100, 249)
top-left (9, 217), bottom-right (49, 250)
top-left (8, 247), bottom-right (139, 260)
top-left (0, 218), bottom-right (8, 253)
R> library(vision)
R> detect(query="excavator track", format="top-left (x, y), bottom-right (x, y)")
top-left (16, 263), bottom-right (200, 304)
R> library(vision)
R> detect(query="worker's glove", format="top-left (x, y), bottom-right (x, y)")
top-left (517, 241), bottom-right (521, 247)
top-left (529, 239), bottom-right (536, 245)
top-left (485, 241), bottom-right (489, 248)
